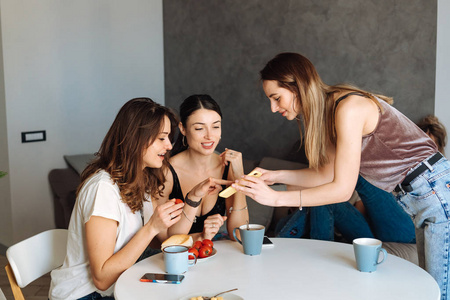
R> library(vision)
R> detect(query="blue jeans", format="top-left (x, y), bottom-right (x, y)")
top-left (78, 292), bottom-right (114, 300)
top-left (396, 155), bottom-right (450, 300)
top-left (275, 175), bottom-right (416, 243)
top-left (275, 201), bottom-right (374, 241)
top-left (356, 175), bottom-right (416, 243)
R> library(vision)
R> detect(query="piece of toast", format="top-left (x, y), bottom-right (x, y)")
top-left (218, 170), bottom-right (262, 198)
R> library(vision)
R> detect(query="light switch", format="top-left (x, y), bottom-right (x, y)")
top-left (21, 130), bottom-right (46, 143)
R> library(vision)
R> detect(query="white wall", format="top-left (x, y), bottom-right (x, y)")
top-left (435, 0), bottom-right (450, 155)
top-left (0, 0), bottom-right (164, 245)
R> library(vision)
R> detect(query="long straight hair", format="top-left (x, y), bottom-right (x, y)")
top-left (79, 97), bottom-right (178, 213)
top-left (260, 53), bottom-right (393, 169)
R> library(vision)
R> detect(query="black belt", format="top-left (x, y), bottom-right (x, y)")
top-left (394, 152), bottom-right (443, 193)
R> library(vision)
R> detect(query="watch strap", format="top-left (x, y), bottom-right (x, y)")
top-left (185, 193), bottom-right (202, 208)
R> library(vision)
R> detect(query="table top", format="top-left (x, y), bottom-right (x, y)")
top-left (114, 238), bottom-right (440, 300)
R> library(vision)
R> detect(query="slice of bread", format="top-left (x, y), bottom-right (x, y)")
top-left (161, 234), bottom-right (193, 249)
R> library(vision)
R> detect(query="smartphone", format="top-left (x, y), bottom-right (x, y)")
top-left (140, 273), bottom-right (185, 284)
top-left (263, 236), bottom-right (274, 248)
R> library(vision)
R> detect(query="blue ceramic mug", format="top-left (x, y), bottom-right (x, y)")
top-left (233, 224), bottom-right (265, 255)
top-left (163, 245), bottom-right (197, 274)
top-left (353, 238), bottom-right (387, 272)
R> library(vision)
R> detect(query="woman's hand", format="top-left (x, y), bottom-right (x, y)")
top-left (232, 175), bottom-right (279, 206)
top-left (201, 214), bottom-right (227, 240)
top-left (220, 148), bottom-right (244, 180)
top-left (189, 177), bottom-right (232, 199)
top-left (254, 167), bottom-right (278, 186)
top-left (146, 200), bottom-right (183, 235)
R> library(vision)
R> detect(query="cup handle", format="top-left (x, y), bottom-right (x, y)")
top-left (233, 228), bottom-right (242, 245)
top-left (188, 253), bottom-right (197, 266)
top-left (376, 248), bottom-right (387, 265)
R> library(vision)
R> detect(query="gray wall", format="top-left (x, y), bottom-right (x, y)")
top-left (164, 0), bottom-right (436, 162)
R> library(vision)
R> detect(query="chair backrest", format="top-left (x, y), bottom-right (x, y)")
top-left (0, 287), bottom-right (7, 300)
top-left (6, 229), bottom-right (68, 288)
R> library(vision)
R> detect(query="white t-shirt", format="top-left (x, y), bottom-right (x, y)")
top-left (49, 170), bottom-right (154, 300)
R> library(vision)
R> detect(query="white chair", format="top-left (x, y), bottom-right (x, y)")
top-left (0, 287), bottom-right (7, 300)
top-left (4, 229), bottom-right (68, 300)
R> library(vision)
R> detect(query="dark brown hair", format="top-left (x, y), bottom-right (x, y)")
top-left (78, 97), bottom-right (177, 213)
top-left (417, 115), bottom-right (447, 154)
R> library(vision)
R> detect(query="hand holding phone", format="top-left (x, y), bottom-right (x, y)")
top-left (140, 273), bottom-right (184, 284)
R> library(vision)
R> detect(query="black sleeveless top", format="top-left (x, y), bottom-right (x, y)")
top-left (168, 164), bottom-right (230, 233)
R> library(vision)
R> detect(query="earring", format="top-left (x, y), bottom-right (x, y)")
top-left (182, 135), bottom-right (187, 147)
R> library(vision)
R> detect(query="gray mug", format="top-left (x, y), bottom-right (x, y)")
top-left (353, 238), bottom-right (387, 272)
top-left (233, 224), bottom-right (265, 255)
top-left (163, 245), bottom-right (197, 274)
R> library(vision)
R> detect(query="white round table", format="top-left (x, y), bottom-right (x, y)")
top-left (114, 238), bottom-right (440, 300)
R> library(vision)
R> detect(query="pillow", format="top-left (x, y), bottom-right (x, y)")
top-left (64, 154), bottom-right (96, 175)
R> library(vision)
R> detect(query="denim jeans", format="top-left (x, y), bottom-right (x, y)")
top-left (77, 292), bottom-right (114, 300)
top-left (356, 175), bottom-right (416, 243)
top-left (396, 156), bottom-right (450, 300)
top-left (276, 175), bottom-right (416, 243)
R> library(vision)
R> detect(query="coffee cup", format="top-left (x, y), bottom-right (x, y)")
top-left (353, 238), bottom-right (387, 272)
top-left (233, 224), bottom-right (265, 255)
top-left (162, 245), bottom-right (197, 274)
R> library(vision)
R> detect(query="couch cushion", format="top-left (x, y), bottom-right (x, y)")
top-left (259, 157), bottom-right (307, 171)
top-left (382, 242), bottom-right (418, 265)
top-left (64, 153), bottom-right (96, 175)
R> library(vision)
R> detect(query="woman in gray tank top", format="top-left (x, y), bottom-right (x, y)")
top-left (233, 52), bottom-right (450, 300)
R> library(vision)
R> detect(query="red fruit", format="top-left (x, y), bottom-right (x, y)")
top-left (188, 247), bottom-right (198, 259)
top-left (193, 241), bottom-right (203, 250)
top-left (198, 245), bottom-right (213, 258)
top-left (175, 199), bottom-right (183, 205)
top-left (202, 239), bottom-right (214, 248)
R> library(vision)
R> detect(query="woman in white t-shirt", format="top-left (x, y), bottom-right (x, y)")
top-left (49, 98), bottom-right (228, 300)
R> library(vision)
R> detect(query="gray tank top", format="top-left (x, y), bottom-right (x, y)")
top-left (336, 93), bottom-right (437, 192)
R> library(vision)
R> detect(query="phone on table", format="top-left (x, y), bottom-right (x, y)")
top-left (140, 273), bottom-right (185, 284)
top-left (263, 236), bottom-right (274, 248)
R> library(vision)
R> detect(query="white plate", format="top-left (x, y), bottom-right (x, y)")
top-left (196, 248), bottom-right (217, 263)
top-left (180, 291), bottom-right (243, 300)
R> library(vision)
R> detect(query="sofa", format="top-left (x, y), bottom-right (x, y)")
top-left (48, 153), bottom-right (418, 265)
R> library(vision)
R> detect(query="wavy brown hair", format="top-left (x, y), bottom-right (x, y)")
top-left (260, 52), bottom-right (393, 169)
top-left (78, 97), bottom-right (177, 213)
top-left (417, 115), bottom-right (447, 154)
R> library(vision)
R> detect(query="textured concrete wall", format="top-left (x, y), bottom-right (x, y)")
top-left (164, 0), bottom-right (436, 162)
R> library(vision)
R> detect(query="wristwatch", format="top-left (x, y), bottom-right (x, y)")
top-left (184, 193), bottom-right (202, 208)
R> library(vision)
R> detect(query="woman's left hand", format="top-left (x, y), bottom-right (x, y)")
top-left (220, 148), bottom-right (244, 180)
top-left (232, 175), bottom-right (279, 206)
top-left (202, 214), bottom-right (227, 240)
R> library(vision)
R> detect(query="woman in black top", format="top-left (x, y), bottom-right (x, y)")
top-left (160, 95), bottom-right (248, 241)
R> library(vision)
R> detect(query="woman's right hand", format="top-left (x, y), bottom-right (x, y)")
top-left (189, 177), bottom-right (232, 200)
top-left (146, 200), bottom-right (183, 235)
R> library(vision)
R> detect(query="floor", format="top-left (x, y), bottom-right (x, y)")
top-left (0, 254), bottom-right (50, 300)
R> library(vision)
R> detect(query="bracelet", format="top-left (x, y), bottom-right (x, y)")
top-left (229, 205), bottom-right (248, 214)
top-left (182, 209), bottom-right (197, 223)
top-left (299, 190), bottom-right (303, 211)
top-left (184, 192), bottom-right (202, 208)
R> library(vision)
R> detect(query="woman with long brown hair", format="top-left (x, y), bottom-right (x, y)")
top-left (233, 53), bottom-right (450, 300)
top-left (49, 98), bottom-right (227, 300)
